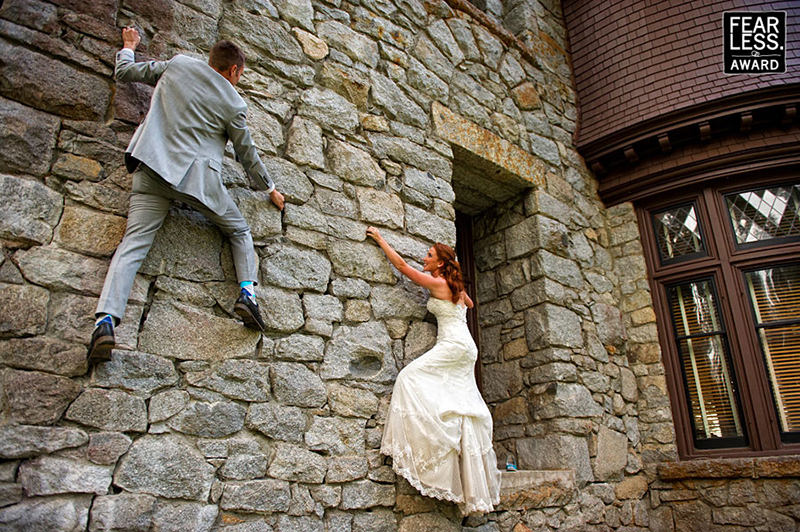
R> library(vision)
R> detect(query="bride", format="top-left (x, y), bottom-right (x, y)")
top-left (366, 226), bottom-right (501, 515)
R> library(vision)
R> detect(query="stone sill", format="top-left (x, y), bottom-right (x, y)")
top-left (497, 470), bottom-right (575, 511)
top-left (657, 455), bottom-right (800, 481)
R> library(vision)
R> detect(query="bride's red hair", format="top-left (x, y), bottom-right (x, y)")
top-left (433, 243), bottom-right (464, 304)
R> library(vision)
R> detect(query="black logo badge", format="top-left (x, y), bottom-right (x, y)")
top-left (724, 12), bottom-right (786, 74)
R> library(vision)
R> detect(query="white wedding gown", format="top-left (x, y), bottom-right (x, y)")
top-left (381, 297), bottom-right (501, 514)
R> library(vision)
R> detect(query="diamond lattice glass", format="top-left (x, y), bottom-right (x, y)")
top-left (653, 204), bottom-right (705, 263)
top-left (726, 184), bottom-right (800, 245)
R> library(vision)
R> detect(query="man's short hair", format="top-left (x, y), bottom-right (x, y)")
top-left (209, 40), bottom-right (245, 71)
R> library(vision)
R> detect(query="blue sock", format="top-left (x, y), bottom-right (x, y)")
top-left (240, 281), bottom-right (255, 298)
top-left (95, 314), bottom-right (114, 327)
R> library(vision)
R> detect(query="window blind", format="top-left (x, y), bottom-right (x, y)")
top-left (669, 281), bottom-right (743, 442)
top-left (745, 264), bottom-right (800, 435)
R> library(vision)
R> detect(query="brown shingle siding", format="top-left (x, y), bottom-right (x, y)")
top-left (565, 0), bottom-right (800, 147)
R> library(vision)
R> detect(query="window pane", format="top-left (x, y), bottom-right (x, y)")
top-left (727, 184), bottom-right (800, 245)
top-left (669, 280), bottom-right (723, 337)
top-left (745, 264), bottom-right (800, 435)
top-left (669, 280), bottom-right (745, 444)
top-left (676, 335), bottom-right (743, 440)
top-left (653, 204), bottom-right (705, 263)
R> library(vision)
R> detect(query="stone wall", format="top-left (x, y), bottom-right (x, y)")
top-left (651, 458), bottom-right (800, 532)
top-left (0, 0), bottom-right (581, 529)
top-left (469, 113), bottom-right (674, 530)
top-left (1, 0), bottom-right (797, 531)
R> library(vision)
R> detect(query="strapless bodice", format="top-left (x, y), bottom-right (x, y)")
top-left (426, 297), bottom-right (468, 323)
top-left (426, 298), bottom-right (475, 357)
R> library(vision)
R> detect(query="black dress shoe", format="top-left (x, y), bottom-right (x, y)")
top-left (234, 291), bottom-right (266, 332)
top-left (87, 320), bottom-right (115, 362)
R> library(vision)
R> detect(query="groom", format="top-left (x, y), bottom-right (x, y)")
top-left (88, 28), bottom-right (285, 362)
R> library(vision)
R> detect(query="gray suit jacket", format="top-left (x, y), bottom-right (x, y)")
top-left (115, 48), bottom-right (274, 215)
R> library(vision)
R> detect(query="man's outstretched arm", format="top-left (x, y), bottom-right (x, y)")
top-left (227, 108), bottom-right (285, 209)
top-left (115, 27), bottom-right (169, 85)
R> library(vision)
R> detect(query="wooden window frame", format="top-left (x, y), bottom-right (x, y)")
top-left (664, 275), bottom-right (748, 449)
top-left (637, 169), bottom-right (800, 459)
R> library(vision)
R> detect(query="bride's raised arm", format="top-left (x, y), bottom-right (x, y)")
top-left (366, 226), bottom-right (446, 293)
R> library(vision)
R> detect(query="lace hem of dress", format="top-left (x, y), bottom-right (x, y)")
top-left (381, 441), bottom-right (452, 475)
top-left (381, 438), bottom-right (494, 474)
top-left (391, 459), bottom-right (465, 504)
top-left (463, 497), bottom-right (500, 515)
top-left (381, 442), bottom-right (500, 515)
top-left (385, 409), bottom-right (498, 461)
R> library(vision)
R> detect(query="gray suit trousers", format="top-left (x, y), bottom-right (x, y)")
top-left (96, 166), bottom-right (257, 320)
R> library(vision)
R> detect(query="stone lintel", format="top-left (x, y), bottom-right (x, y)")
top-left (658, 455), bottom-right (800, 481)
top-left (432, 102), bottom-right (545, 189)
top-left (497, 469), bottom-right (575, 510)
top-left (655, 456), bottom-right (800, 484)
top-left (657, 458), bottom-right (760, 480)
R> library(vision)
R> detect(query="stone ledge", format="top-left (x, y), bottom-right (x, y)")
top-left (657, 455), bottom-right (800, 480)
top-left (497, 470), bottom-right (575, 511)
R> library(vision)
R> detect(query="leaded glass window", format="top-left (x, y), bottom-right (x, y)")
top-left (726, 184), bottom-right (800, 245)
top-left (653, 203), bottom-right (706, 263)
top-left (642, 178), bottom-right (800, 458)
